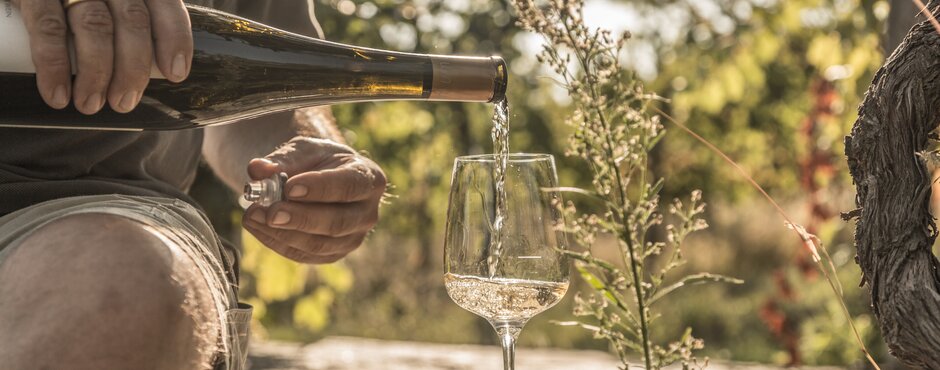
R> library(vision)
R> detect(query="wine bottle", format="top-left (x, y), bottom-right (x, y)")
top-left (0, 3), bottom-right (507, 131)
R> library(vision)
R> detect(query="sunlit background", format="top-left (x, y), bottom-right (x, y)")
top-left (189, 0), bottom-right (904, 366)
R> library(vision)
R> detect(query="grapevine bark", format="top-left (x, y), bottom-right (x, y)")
top-left (844, 2), bottom-right (940, 368)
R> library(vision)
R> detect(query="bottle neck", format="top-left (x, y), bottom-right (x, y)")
top-left (428, 55), bottom-right (508, 103)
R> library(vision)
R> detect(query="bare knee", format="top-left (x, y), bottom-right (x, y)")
top-left (0, 213), bottom-right (218, 370)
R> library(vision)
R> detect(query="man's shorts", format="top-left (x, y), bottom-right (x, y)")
top-left (0, 194), bottom-right (252, 370)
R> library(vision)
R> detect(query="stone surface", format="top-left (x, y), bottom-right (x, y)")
top-left (247, 337), bottom-right (839, 370)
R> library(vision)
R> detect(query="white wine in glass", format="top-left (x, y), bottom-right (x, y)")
top-left (444, 153), bottom-right (570, 370)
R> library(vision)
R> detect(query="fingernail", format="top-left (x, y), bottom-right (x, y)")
top-left (249, 210), bottom-right (266, 224)
top-left (272, 211), bottom-right (291, 225)
top-left (288, 185), bottom-right (308, 198)
top-left (171, 53), bottom-right (187, 81)
top-left (83, 93), bottom-right (102, 113)
top-left (119, 90), bottom-right (138, 112)
top-left (51, 85), bottom-right (68, 108)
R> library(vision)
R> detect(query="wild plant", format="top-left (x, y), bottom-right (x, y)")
top-left (507, 0), bottom-right (896, 367)
top-left (510, 0), bottom-right (741, 368)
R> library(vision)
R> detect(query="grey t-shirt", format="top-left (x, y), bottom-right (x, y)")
top-left (0, 1), bottom-right (321, 216)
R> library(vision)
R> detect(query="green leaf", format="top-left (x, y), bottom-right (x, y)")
top-left (648, 130), bottom-right (666, 148)
top-left (565, 250), bottom-right (619, 273)
top-left (577, 264), bottom-right (607, 290)
top-left (576, 264), bottom-right (619, 304)
top-left (680, 327), bottom-right (693, 343)
top-left (647, 178), bottom-right (664, 198)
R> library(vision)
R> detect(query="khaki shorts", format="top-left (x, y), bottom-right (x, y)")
top-left (0, 194), bottom-right (252, 370)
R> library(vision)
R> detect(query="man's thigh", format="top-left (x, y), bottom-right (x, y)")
top-left (0, 212), bottom-right (219, 370)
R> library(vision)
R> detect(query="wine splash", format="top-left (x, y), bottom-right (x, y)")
top-left (444, 273), bottom-right (568, 323)
top-left (488, 98), bottom-right (510, 278)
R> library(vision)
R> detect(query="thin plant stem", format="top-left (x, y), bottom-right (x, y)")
top-left (558, 13), bottom-right (653, 369)
top-left (619, 227), bottom-right (652, 369)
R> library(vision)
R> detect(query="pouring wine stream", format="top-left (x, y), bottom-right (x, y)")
top-left (488, 98), bottom-right (510, 278)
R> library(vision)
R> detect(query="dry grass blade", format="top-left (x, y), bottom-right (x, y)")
top-left (913, 0), bottom-right (940, 34)
top-left (653, 107), bottom-right (881, 370)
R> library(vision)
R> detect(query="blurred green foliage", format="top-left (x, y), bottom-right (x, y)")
top-left (645, 0), bottom-right (888, 366)
top-left (187, 0), bottom-right (905, 366)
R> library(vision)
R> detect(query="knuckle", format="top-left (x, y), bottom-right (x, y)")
top-left (268, 152), bottom-right (297, 170)
top-left (154, 20), bottom-right (192, 43)
top-left (124, 61), bottom-right (153, 80)
top-left (372, 169), bottom-right (388, 190)
top-left (36, 15), bottom-right (68, 39)
top-left (119, 3), bottom-right (151, 31)
top-left (304, 236), bottom-right (328, 254)
top-left (315, 183), bottom-right (331, 200)
top-left (343, 182), bottom-right (359, 201)
top-left (282, 247), bottom-right (307, 262)
top-left (34, 48), bottom-right (70, 69)
top-left (116, 57), bottom-right (153, 81)
top-left (348, 161), bottom-right (381, 196)
top-left (329, 141), bottom-right (356, 154)
top-left (168, 28), bottom-right (192, 45)
top-left (289, 137), bottom-right (320, 154)
top-left (295, 137), bottom-right (319, 147)
top-left (75, 6), bottom-right (114, 36)
top-left (272, 228), bottom-right (292, 242)
top-left (355, 167), bottom-right (374, 192)
top-left (328, 216), bottom-right (349, 236)
top-left (345, 234), bottom-right (366, 250)
top-left (292, 212), bottom-right (311, 232)
top-left (265, 154), bottom-right (289, 168)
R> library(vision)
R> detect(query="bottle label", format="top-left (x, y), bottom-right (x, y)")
top-left (1, 0), bottom-right (36, 74)
top-left (0, 0), bottom-right (165, 78)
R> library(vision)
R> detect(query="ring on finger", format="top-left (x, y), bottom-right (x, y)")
top-left (62, 0), bottom-right (106, 9)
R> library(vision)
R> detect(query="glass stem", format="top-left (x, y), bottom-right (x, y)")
top-left (492, 323), bottom-right (522, 370)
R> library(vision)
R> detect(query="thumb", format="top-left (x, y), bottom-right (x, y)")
top-left (247, 158), bottom-right (281, 181)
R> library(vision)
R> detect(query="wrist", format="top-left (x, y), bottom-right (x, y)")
top-left (292, 107), bottom-right (345, 143)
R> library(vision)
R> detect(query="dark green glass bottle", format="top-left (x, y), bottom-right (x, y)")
top-left (0, 4), bottom-right (507, 131)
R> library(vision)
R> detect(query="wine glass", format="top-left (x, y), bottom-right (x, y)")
top-left (444, 153), bottom-right (570, 370)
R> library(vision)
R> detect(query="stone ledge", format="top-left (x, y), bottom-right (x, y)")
top-left (248, 337), bottom-right (841, 370)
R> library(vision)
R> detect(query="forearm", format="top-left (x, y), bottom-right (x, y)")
top-left (202, 106), bottom-right (343, 192)
top-left (290, 107), bottom-right (345, 143)
top-left (200, 0), bottom-right (338, 192)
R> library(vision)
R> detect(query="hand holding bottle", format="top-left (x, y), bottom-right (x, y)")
top-left (2, 4), bottom-right (506, 129)
top-left (12, 0), bottom-right (192, 114)
top-left (242, 137), bottom-right (387, 264)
